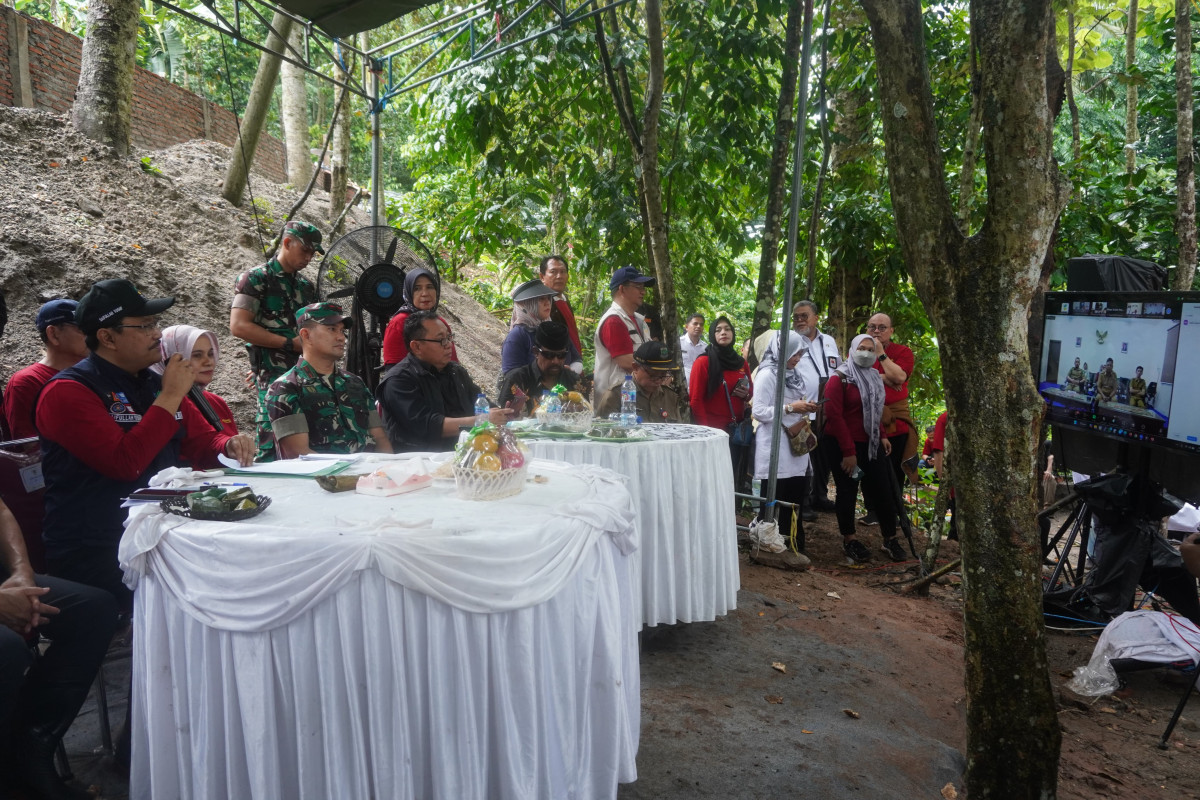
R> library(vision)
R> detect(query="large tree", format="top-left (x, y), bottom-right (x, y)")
top-left (856, 0), bottom-right (1065, 796)
top-left (1173, 0), bottom-right (1196, 290)
top-left (73, 0), bottom-right (140, 155)
top-left (281, 26), bottom-right (312, 187)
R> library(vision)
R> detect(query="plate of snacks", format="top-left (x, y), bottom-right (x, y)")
top-left (453, 424), bottom-right (529, 500)
top-left (162, 486), bottom-right (271, 521)
top-left (585, 425), bottom-right (651, 442)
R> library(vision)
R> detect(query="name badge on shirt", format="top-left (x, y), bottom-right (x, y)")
top-left (19, 462), bottom-right (45, 493)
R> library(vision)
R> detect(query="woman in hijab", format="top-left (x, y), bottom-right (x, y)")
top-left (824, 334), bottom-right (905, 564)
top-left (156, 325), bottom-right (237, 436)
top-left (688, 316), bottom-right (753, 429)
top-left (752, 331), bottom-right (819, 552)
top-left (500, 279), bottom-right (562, 375)
top-left (381, 267), bottom-right (459, 368)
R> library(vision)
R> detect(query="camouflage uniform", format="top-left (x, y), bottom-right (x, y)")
top-left (232, 258), bottom-right (317, 460)
top-left (266, 358), bottom-right (382, 455)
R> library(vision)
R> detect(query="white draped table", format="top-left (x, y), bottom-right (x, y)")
top-left (524, 424), bottom-right (739, 627)
top-left (118, 459), bottom-right (641, 800)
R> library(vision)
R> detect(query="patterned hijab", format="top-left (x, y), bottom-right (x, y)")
top-left (757, 330), bottom-right (805, 394)
top-left (512, 297), bottom-right (547, 331)
top-left (834, 333), bottom-right (886, 459)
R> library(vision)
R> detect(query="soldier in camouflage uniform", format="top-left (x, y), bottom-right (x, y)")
top-left (229, 220), bottom-right (323, 461)
top-left (266, 302), bottom-right (391, 457)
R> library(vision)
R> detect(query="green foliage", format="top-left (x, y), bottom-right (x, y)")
top-left (139, 155), bottom-right (163, 175)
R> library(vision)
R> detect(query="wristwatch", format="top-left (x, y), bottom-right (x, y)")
top-left (281, 336), bottom-right (294, 353)
top-left (878, 352), bottom-right (888, 361)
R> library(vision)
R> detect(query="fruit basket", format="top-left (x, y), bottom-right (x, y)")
top-left (454, 424), bottom-right (529, 500)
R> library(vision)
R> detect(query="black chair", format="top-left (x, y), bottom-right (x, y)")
top-left (1111, 656), bottom-right (1199, 748)
top-left (1146, 381), bottom-right (1158, 408)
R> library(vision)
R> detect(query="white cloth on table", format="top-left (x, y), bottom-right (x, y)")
top-left (750, 368), bottom-right (811, 480)
top-left (124, 458), bottom-right (641, 800)
top-left (524, 424), bottom-right (738, 628)
top-left (119, 459), bottom-right (636, 625)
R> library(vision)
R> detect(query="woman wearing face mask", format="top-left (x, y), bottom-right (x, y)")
top-left (501, 279), bottom-right (563, 375)
top-left (381, 268), bottom-right (459, 368)
top-left (824, 334), bottom-right (906, 564)
top-left (752, 332), bottom-right (819, 553)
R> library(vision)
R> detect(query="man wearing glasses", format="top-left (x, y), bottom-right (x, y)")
top-left (4, 299), bottom-right (89, 441)
top-left (229, 220), bottom-right (323, 461)
top-left (266, 303), bottom-right (391, 459)
top-left (35, 279), bottom-right (254, 610)
top-left (593, 266), bottom-right (655, 402)
top-left (595, 341), bottom-right (687, 423)
top-left (498, 321), bottom-right (579, 417)
top-left (377, 310), bottom-right (512, 452)
top-left (539, 255), bottom-right (584, 375)
top-left (865, 312), bottom-right (918, 489)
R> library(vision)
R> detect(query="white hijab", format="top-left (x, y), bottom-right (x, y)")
top-left (834, 333), bottom-right (886, 459)
top-left (153, 325), bottom-right (220, 378)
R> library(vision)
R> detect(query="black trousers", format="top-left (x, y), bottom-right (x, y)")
top-left (0, 574), bottom-right (118, 757)
top-left (47, 542), bottom-right (132, 613)
top-left (829, 439), bottom-right (898, 541)
top-left (760, 475), bottom-right (808, 551)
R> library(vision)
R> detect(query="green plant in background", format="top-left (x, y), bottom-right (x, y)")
top-left (250, 198), bottom-right (276, 247)
top-left (139, 155), bottom-right (163, 176)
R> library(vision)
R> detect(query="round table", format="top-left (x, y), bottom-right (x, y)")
top-left (119, 458), bottom-right (640, 800)
top-left (523, 423), bottom-right (739, 627)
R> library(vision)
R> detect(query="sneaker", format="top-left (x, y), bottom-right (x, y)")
top-left (843, 538), bottom-right (871, 564)
top-left (882, 537), bottom-right (906, 562)
top-left (857, 511), bottom-right (878, 526)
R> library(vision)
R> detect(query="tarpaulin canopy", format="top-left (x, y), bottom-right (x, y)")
top-left (271, 0), bottom-right (441, 38)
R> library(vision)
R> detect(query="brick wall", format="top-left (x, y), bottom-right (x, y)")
top-left (1, 7), bottom-right (287, 183)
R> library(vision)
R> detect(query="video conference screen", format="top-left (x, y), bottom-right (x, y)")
top-left (1038, 291), bottom-right (1200, 457)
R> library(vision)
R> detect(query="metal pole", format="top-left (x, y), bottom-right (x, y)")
top-left (370, 60), bottom-right (383, 242)
top-left (765, 0), bottom-right (815, 514)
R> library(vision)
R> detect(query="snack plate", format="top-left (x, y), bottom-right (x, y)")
top-left (161, 495), bottom-right (272, 522)
top-left (584, 430), bottom-right (651, 443)
top-left (514, 428), bottom-right (587, 439)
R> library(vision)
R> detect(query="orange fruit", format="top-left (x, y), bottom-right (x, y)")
top-left (471, 434), bottom-right (499, 454)
top-left (476, 454), bottom-right (502, 472)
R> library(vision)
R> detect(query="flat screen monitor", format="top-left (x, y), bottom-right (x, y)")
top-left (1038, 291), bottom-right (1200, 457)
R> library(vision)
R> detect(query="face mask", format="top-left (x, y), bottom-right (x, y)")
top-left (851, 350), bottom-right (877, 368)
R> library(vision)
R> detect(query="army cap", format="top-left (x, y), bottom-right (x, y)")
top-left (295, 302), bottom-right (349, 327)
top-left (283, 221), bottom-right (325, 254)
top-left (633, 340), bottom-right (674, 372)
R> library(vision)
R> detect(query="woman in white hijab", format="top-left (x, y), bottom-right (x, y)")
top-left (155, 325), bottom-right (238, 436)
top-left (824, 333), bottom-right (904, 564)
top-left (751, 331), bottom-right (819, 554)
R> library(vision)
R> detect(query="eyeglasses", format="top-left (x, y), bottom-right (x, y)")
top-left (114, 320), bottom-right (161, 332)
top-left (642, 372), bottom-right (671, 383)
top-left (535, 348), bottom-right (568, 360)
top-left (414, 336), bottom-right (454, 348)
top-left (866, 324), bottom-right (891, 332)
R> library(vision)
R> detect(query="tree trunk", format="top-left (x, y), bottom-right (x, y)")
top-left (329, 47), bottom-right (355, 236)
top-left (956, 24), bottom-right (982, 230)
top-left (1173, 0), bottom-right (1196, 290)
top-left (751, 0), bottom-right (804, 344)
top-left (857, 1), bottom-right (1065, 797)
top-left (72, 0), bottom-right (140, 156)
top-left (825, 69), bottom-right (872, 347)
top-left (640, 0), bottom-right (676, 347)
top-left (1066, 5), bottom-right (1080, 162)
top-left (281, 26), bottom-right (311, 187)
top-left (221, 12), bottom-right (295, 206)
top-left (1124, 0), bottom-right (1139, 176)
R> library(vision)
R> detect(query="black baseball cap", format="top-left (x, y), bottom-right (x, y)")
top-left (609, 266), bottom-right (655, 293)
top-left (76, 279), bottom-right (175, 334)
top-left (633, 340), bottom-right (674, 372)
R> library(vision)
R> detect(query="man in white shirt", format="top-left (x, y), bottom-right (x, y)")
top-left (793, 300), bottom-right (841, 517)
top-left (679, 312), bottom-right (706, 384)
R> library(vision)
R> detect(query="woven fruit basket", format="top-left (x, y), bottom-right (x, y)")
top-left (453, 463), bottom-right (528, 501)
top-left (534, 408), bottom-right (594, 433)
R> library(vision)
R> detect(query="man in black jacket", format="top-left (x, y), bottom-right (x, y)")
top-left (377, 311), bottom-right (511, 451)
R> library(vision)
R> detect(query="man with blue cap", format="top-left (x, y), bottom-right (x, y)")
top-left (3, 299), bottom-right (89, 440)
top-left (593, 266), bottom-right (655, 401)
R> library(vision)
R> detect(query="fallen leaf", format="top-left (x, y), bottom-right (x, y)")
top-left (771, 662), bottom-right (787, 674)
top-left (801, 729), bottom-right (814, 734)
top-left (826, 592), bottom-right (841, 600)
top-left (49, 161), bottom-right (59, 167)
top-left (1098, 707), bottom-right (1116, 714)
top-left (941, 783), bottom-right (958, 799)
top-left (798, 605), bottom-right (809, 611)
top-left (81, 156), bottom-right (88, 161)
top-left (842, 708), bottom-right (860, 719)
top-left (764, 695), bottom-right (783, 704)
top-left (758, 611), bottom-right (765, 617)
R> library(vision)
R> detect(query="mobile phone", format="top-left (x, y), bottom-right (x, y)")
top-left (815, 398), bottom-right (828, 405)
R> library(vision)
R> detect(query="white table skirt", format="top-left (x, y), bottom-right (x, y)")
top-left (524, 424), bottom-right (739, 627)
top-left (122, 459), bottom-right (640, 800)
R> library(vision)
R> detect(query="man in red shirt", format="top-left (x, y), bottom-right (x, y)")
top-left (867, 312), bottom-right (918, 484)
top-left (3, 300), bottom-right (89, 441)
top-left (592, 267), bottom-right (654, 402)
top-left (539, 255), bottom-right (584, 375)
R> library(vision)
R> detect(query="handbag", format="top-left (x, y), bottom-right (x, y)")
top-left (786, 416), bottom-right (818, 456)
top-left (722, 381), bottom-right (754, 448)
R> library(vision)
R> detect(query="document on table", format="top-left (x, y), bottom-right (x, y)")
top-left (218, 454), bottom-right (350, 477)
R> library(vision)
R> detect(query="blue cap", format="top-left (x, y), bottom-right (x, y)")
top-left (609, 266), bottom-right (655, 293)
top-left (36, 299), bottom-right (79, 333)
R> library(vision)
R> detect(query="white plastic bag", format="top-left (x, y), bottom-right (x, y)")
top-left (748, 517), bottom-right (786, 554)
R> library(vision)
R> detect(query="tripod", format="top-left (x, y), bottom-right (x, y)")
top-left (1040, 491), bottom-right (1092, 594)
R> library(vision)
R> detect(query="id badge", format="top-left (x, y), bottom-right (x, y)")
top-left (19, 461), bottom-right (45, 493)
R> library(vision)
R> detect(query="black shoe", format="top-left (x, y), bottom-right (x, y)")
top-left (858, 511), bottom-right (878, 526)
top-left (882, 537), bottom-right (906, 562)
top-left (843, 538), bottom-right (871, 564)
top-left (814, 498), bottom-right (837, 512)
top-left (14, 737), bottom-right (94, 800)
top-left (801, 508), bottom-right (818, 523)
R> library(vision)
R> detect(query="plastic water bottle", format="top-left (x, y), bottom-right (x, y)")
top-left (474, 393), bottom-right (489, 426)
top-left (620, 374), bottom-right (637, 428)
top-left (545, 391), bottom-right (562, 413)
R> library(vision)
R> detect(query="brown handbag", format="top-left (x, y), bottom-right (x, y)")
top-left (785, 416), bottom-right (818, 456)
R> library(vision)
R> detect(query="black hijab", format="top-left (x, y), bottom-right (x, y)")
top-left (399, 268), bottom-right (441, 315)
top-left (705, 316), bottom-right (746, 398)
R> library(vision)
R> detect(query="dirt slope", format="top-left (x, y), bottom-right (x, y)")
top-left (0, 106), bottom-right (505, 430)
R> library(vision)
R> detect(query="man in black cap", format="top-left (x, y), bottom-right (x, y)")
top-left (4, 299), bottom-right (89, 441)
top-left (498, 321), bottom-right (580, 417)
top-left (593, 266), bottom-right (655, 401)
top-left (596, 340), bottom-right (687, 423)
top-left (378, 310), bottom-right (512, 452)
top-left (35, 279), bottom-right (254, 610)
top-left (229, 220), bottom-right (323, 461)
